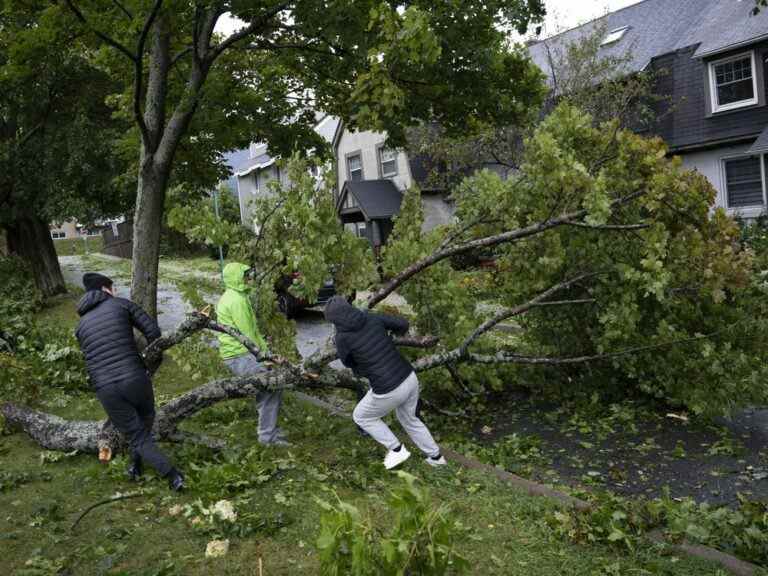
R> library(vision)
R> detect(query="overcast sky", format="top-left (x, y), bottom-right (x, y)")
top-left (531, 0), bottom-right (642, 39)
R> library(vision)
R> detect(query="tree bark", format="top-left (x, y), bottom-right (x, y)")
top-left (129, 12), bottom-right (172, 319)
top-left (130, 159), bottom-right (169, 319)
top-left (5, 215), bottom-right (66, 297)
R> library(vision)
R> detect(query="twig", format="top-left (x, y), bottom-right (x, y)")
top-left (71, 492), bottom-right (146, 529)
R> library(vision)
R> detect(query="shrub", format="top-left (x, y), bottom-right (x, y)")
top-left (316, 472), bottom-right (469, 576)
top-left (0, 257), bottom-right (88, 404)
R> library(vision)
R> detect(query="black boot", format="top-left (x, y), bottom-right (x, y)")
top-left (127, 454), bottom-right (143, 482)
top-left (166, 468), bottom-right (185, 492)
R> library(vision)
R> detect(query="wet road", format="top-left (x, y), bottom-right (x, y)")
top-left (59, 255), bottom-right (332, 358)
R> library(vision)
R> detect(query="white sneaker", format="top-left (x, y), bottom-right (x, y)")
top-left (384, 446), bottom-right (411, 469)
top-left (425, 454), bottom-right (447, 467)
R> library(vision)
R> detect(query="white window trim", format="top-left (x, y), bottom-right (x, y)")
top-left (720, 153), bottom-right (768, 213)
top-left (708, 50), bottom-right (759, 114)
top-left (378, 147), bottom-right (398, 178)
top-left (347, 152), bottom-right (363, 181)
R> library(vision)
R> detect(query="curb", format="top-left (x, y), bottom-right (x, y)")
top-left (293, 391), bottom-right (763, 576)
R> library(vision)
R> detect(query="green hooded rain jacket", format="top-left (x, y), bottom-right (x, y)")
top-left (216, 262), bottom-right (269, 359)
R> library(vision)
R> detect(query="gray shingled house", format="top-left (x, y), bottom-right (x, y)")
top-left (529, 0), bottom-right (768, 219)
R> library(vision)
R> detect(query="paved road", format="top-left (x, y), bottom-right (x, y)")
top-left (59, 254), bottom-right (332, 358)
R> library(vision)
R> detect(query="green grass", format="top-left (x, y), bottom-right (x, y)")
top-left (0, 296), bottom-right (742, 575)
top-left (54, 236), bottom-right (104, 257)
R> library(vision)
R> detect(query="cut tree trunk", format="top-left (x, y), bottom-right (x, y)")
top-left (5, 215), bottom-right (66, 297)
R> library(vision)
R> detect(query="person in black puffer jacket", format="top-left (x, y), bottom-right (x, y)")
top-left (324, 296), bottom-right (447, 470)
top-left (75, 272), bottom-right (184, 491)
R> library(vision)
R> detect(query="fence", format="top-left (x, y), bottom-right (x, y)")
top-left (101, 221), bottom-right (133, 259)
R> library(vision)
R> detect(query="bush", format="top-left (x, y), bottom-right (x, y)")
top-left (739, 213), bottom-right (768, 271)
top-left (549, 490), bottom-right (768, 566)
top-left (0, 257), bottom-right (88, 405)
top-left (316, 472), bottom-right (469, 576)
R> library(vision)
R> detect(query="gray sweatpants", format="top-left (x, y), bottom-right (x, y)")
top-left (352, 372), bottom-right (440, 457)
top-left (224, 354), bottom-right (283, 444)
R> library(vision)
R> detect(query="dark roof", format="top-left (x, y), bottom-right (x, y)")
top-left (747, 126), bottom-right (768, 155)
top-left (338, 180), bottom-right (403, 220)
top-left (234, 152), bottom-right (275, 176)
top-left (528, 0), bottom-right (768, 81)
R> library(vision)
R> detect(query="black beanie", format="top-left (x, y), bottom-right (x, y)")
top-left (82, 272), bottom-right (113, 292)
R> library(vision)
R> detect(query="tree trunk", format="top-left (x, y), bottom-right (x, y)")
top-left (6, 215), bottom-right (66, 297)
top-left (130, 157), bottom-right (169, 319)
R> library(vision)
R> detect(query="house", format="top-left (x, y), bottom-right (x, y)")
top-left (49, 220), bottom-right (104, 240)
top-left (332, 123), bottom-right (457, 250)
top-left (235, 115), bottom-right (339, 228)
top-left (528, 0), bottom-right (768, 219)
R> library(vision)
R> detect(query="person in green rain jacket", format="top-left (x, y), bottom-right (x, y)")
top-left (217, 262), bottom-right (288, 446)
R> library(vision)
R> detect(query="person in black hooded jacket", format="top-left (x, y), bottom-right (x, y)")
top-left (324, 296), bottom-right (447, 470)
top-left (75, 272), bottom-right (184, 491)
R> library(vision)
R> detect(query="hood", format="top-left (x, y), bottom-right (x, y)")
top-left (223, 262), bottom-right (250, 292)
top-left (77, 290), bottom-right (111, 316)
top-left (324, 296), bottom-right (366, 331)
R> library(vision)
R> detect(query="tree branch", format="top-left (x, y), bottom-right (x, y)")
top-left (207, 2), bottom-right (291, 63)
top-left (367, 189), bottom-right (646, 308)
top-left (133, 0), bottom-right (164, 149)
top-left (460, 273), bottom-right (596, 353)
top-left (63, 0), bottom-right (137, 63)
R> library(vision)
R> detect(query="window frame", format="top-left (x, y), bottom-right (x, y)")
top-left (377, 145), bottom-right (398, 178)
top-left (721, 153), bottom-right (767, 210)
top-left (708, 50), bottom-right (759, 113)
top-left (600, 26), bottom-right (629, 47)
top-left (346, 150), bottom-right (364, 182)
top-left (51, 231), bottom-right (66, 239)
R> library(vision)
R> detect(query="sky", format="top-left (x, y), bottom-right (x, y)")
top-left (531, 0), bottom-right (644, 39)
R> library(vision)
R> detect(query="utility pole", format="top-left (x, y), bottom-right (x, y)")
top-left (212, 188), bottom-right (225, 284)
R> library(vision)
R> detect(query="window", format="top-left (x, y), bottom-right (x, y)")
top-left (709, 52), bottom-right (758, 113)
top-left (51, 231), bottom-right (66, 239)
top-left (600, 26), bottom-right (629, 47)
top-left (347, 153), bottom-right (363, 182)
top-left (355, 222), bottom-right (367, 238)
top-left (723, 156), bottom-right (765, 208)
top-left (378, 147), bottom-right (398, 177)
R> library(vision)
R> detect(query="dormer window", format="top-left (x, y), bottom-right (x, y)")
top-left (709, 51), bottom-right (758, 113)
top-left (600, 26), bottom-right (629, 47)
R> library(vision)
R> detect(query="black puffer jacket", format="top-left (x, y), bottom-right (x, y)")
top-left (325, 297), bottom-right (412, 395)
top-left (75, 291), bottom-right (161, 390)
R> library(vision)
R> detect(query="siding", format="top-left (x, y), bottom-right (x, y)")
top-left (237, 164), bottom-right (282, 227)
top-left (651, 43), bottom-right (768, 151)
top-left (336, 129), bottom-right (412, 194)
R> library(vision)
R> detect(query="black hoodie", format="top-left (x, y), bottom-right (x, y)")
top-left (75, 291), bottom-right (161, 390)
top-left (324, 296), bottom-right (412, 395)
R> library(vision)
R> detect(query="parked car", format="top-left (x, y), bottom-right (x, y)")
top-left (275, 272), bottom-right (352, 319)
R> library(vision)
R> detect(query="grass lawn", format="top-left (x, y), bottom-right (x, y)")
top-left (54, 236), bottom-right (105, 257)
top-left (0, 297), bottom-right (739, 575)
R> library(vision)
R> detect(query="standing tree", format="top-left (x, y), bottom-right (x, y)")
top-left (48, 0), bottom-right (547, 318)
top-left (0, 3), bottom-right (131, 296)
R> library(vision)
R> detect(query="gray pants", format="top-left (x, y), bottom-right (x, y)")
top-left (224, 354), bottom-right (283, 444)
top-left (352, 372), bottom-right (440, 457)
top-left (95, 376), bottom-right (173, 477)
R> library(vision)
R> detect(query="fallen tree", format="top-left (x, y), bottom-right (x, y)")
top-left (3, 103), bottom-right (767, 454)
